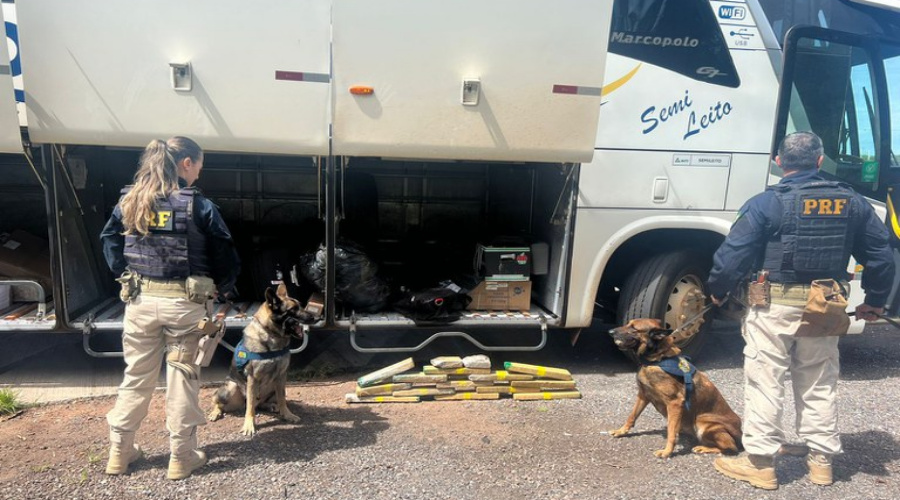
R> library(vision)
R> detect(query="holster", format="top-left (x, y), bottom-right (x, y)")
top-left (186, 276), bottom-right (217, 304)
top-left (194, 317), bottom-right (226, 367)
top-left (116, 271), bottom-right (140, 303)
top-left (747, 281), bottom-right (770, 308)
top-left (796, 279), bottom-right (851, 337)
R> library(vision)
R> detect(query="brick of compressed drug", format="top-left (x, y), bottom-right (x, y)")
top-left (392, 373), bottom-right (448, 384)
top-left (437, 381), bottom-right (476, 392)
top-left (476, 386), bottom-right (539, 395)
top-left (469, 370), bottom-right (534, 382)
top-left (355, 383), bottom-right (413, 397)
top-left (503, 362), bottom-right (572, 381)
top-left (345, 393), bottom-right (420, 403)
top-left (430, 356), bottom-right (463, 368)
top-left (423, 366), bottom-right (491, 376)
top-left (434, 392), bottom-right (500, 401)
top-left (393, 388), bottom-right (456, 397)
top-left (512, 391), bottom-right (582, 401)
top-left (357, 357), bottom-right (416, 387)
top-left (462, 354), bottom-right (491, 369)
top-left (510, 380), bottom-right (577, 390)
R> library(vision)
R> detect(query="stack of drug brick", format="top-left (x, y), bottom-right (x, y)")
top-left (345, 355), bottom-right (580, 403)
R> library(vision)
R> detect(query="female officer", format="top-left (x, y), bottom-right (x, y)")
top-left (100, 136), bottom-right (240, 480)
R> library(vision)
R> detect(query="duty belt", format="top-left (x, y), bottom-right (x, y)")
top-left (768, 283), bottom-right (811, 307)
top-left (139, 277), bottom-right (187, 298)
top-left (765, 281), bottom-right (850, 307)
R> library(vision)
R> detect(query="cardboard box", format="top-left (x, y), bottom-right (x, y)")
top-left (466, 280), bottom-right (532, 311)
top-left (0, 230), bottom-right (53, 301)
top-left (476, 245), bottom-right (531, 280)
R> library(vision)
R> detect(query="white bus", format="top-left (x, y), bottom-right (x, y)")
top-left (0, 0), bottom-right (898, 358)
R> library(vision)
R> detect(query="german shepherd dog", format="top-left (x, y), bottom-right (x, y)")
top-left (208, 283), bottom-right (319, 436)
top-left (608, 318), bottom-right (742, 458)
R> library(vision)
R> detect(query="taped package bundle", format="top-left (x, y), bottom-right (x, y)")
top-left (346, 357), bottom-right (581, 403)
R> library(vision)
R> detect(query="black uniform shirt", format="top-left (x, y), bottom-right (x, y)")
top-left (708, 169), bottom-right (894, 307)
top-left (100, 180), bottom-right (241, 296)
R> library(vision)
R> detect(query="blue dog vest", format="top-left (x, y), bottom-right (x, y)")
top-left (233, 339), bottom-right (290, 372)
top-left (652, 356), bottom-right (697, 410)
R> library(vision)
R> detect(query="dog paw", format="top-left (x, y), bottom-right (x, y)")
top-left (692, 446), bottom-right (722, 454)
top-left (241, 421), bottom-right (257, 436)
top-left (609, 429), bottom-right (629, 437)
top-left (207, 408), bottom-right (223, 422)
top-left (281, 411), bottom-right (301, 423)
top-left (653, 449), bottom-right (672, 459)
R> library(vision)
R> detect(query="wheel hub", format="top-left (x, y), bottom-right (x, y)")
top-left (664, 274), bottom-right (707, 344)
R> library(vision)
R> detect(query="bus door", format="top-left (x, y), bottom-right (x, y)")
top-left (773, 25), bottom-right (900, 317)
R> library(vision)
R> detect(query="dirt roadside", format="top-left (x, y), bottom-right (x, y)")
top-left (1, 325), bottom-right (898, 500)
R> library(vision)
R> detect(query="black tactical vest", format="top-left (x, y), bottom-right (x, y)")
top-left (121, 187), bottom-right (210, 279)
top-left (761, 180), bottom-right (855, 283)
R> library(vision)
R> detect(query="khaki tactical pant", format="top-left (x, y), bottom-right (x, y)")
top-left (107, 293), bottom-right (207, 459)
top-left (742, 303), bottom-right (842, 456)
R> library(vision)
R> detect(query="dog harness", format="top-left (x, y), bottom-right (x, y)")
top-left (652, 356), bottom-right (697, 410)
top-left (233, 339), bottom-right (290, 372)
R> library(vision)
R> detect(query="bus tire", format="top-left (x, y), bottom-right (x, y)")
top-left (617, 250), bottom-right (712, 360)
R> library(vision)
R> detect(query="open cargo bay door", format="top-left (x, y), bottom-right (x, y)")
top-left (0, 6), bottom-right (21, 153)
top-left (16, 0), bottom-right (332, 155)
top-left (332, 0), bottom-right (612, 163)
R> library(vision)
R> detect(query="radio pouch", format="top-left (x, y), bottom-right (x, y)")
top-left (796, 279), bottom-right (850, 337)
top-left (747, 281), bottom-right (770, 308)
top-left (116, 271), bottom-right (140, 303)
top-left (194, 317), bottom-right (226, 367)
top-left (186, 276), bottom-right (217, 304)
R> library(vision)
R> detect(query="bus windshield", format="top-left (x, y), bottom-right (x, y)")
top-left (764, 1), bottom-right (900, 202)
top-left (758, 0), bottom-right (900, 45)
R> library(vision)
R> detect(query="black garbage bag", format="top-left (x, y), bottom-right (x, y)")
top-left (393, 285), bottom-right (472, 324)
top-left (300, 242), bottom-right (391, 313)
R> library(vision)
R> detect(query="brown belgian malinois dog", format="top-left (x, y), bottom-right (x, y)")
top-left (608, 318), bottom-right (742, 458)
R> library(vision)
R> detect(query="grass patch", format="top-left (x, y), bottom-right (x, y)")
top-left (0, 388), bottom-right (25, 415)
top-left (86, 448), bottom-right (102, 465)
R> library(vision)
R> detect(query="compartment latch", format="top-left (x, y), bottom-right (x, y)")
top-left (461, 78), bottom-right (481, 106)
top-left (169, 62), bottom-right (192, 92)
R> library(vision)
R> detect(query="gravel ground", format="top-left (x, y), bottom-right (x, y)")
top-left (1, 320), bottom-right (898, 500)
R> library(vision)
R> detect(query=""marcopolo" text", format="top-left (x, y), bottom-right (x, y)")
top-left (611, 31), bottom-right (700, 48)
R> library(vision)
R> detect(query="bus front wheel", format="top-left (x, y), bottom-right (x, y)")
top-left (617, 251), bottom-right (713, 359)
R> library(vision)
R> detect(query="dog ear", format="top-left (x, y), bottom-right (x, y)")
top-left (649, 328), bottom-right (673, 340)
top-left (265, 286), bottom-right (281, 308)
top-left (276, 282), bottom-right (289, 300)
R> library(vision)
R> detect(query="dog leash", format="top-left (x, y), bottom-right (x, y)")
top-left (848, 310), bottom-right (900, 330)
top-left (667, 300), bottom-right (720, 339)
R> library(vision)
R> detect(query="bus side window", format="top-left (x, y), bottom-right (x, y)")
top-left (884, 47), bottom-right (900, 169)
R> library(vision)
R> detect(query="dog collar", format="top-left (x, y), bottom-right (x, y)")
top-left (233, 339), bottom-right (291, 372)
top-left (651, 356), bottom-right (697, 410)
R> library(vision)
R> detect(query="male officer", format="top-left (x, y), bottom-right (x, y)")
top-left (707, 131), bottom-right (894, 489)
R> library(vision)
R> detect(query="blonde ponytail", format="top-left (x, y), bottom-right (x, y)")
top-left (119, 139), bottom-right (180, 235)
top-left (119, 136), bottom-right (204, 235)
